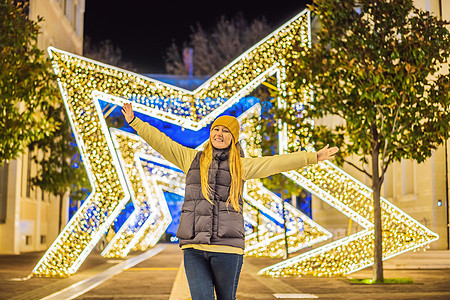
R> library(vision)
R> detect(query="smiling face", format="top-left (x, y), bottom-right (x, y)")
top-left (210, 125), bottom-right (233, 149)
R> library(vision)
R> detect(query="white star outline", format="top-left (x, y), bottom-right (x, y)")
top-left (33, 7), bottom-right (439, 277)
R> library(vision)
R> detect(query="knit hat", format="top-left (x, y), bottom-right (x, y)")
top-left (210, 115), bottom-right (240, 142)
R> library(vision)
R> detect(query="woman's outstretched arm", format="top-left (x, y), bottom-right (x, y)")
top-left (121, 103), bottom-right (197, 174)
top-left (242, 145), bottom-right (338, 180)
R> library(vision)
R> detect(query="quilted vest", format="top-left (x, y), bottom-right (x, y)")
top-left (176, 147), bottom-right (245, 249)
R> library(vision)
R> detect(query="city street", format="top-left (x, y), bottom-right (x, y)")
top-left (2, 1), bottom-right (450, 300)
top-left (1, 243), bottom-right (450, 300)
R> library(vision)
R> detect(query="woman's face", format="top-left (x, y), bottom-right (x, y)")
top-left (210, 125), bottom-right (233, 149)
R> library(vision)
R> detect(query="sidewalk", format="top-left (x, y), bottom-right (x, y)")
top-left (1, 243), bottom-right (450, 299)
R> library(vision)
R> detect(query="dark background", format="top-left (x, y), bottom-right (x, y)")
top-left (83, 0), bottom-right (312, 73)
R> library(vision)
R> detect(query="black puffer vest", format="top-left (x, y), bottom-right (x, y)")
top-left (176, 147), bottom-right (245, 249)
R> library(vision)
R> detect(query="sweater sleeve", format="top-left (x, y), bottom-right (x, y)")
top-left (129, 117), bottom-right (198, 174)
top-left (242, 151), bottom-right (318, 181)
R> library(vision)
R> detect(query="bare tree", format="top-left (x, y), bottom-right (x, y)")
top-left (83, 36), bottom-right (135, 71)
top-left (165, 13), bottom-right (272, 76)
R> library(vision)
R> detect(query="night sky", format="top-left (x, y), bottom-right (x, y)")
top-left (83, 0), bottom-right (312, 73)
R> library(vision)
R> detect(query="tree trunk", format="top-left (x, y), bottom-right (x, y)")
top-left (58, 193), bottom-right (64, 233)
top-left (371, 127), bottom-right (383, 282)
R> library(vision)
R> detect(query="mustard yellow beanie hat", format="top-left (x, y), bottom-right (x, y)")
top-left (210, 115), bottom-right (240, 142)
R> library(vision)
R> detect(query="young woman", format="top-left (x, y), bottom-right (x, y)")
top-left (121, 103), bottom-right (338, 300)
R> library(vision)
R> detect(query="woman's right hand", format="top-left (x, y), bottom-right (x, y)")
top-left (316, 144), bottom-right (339, 161)
top-left (121, 103), bottom-right (135, 124)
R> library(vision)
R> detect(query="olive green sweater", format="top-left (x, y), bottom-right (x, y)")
top-left (129, 117), bottom-right (318, 180)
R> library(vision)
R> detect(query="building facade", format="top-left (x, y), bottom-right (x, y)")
top-left (312, 0), bottom-right (450, 250)
top-left (0, 0), bottom-right (85, 254)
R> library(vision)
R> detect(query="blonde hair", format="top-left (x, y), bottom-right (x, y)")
top-left (199, 138), bottom-right (243, 212)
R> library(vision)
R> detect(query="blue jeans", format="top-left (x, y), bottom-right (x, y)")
top-left (183, 248), bottom-right (243, 300)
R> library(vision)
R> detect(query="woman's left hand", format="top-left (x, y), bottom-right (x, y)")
top-left (317, 144), bottom-right (339, 162)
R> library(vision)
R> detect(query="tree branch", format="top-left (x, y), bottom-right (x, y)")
top-left (343, 159), bottom-right (373, 179)
top-left (381, 155), bottom-right (392, 179)
top-left (376, 105), bottom-right (388, 168)
top-left (383, 102), bottom-right (401, 159)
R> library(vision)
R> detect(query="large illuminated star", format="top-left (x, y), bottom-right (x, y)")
top-left (34, 7), bottom-right (438, 278)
